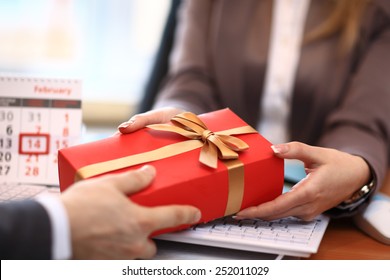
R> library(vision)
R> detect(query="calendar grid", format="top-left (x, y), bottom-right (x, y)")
top-left (0, 76), bottom-right (82, 186)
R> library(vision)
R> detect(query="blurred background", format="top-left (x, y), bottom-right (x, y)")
top-left (0, 0), bottom-right (170, 126)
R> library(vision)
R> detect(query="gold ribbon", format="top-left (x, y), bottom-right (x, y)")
top-left (148, 112), bottom-right (257, 168)
top-left (75, 111), bottom-right (257, 215)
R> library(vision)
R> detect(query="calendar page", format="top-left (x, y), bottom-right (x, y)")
top-left (0, 75), bottom-right (82, 185)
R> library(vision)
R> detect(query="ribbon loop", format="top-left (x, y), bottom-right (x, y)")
top-left (147, 111), bottom-right (257, 168)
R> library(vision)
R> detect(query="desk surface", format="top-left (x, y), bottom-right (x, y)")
top-left (308, 178), bottom-right (390, 260)
top-left (307, 218), bottom-right (390, 260)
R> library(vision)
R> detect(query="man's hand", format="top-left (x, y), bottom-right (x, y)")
top-left (61, 165), bottom-right (201, 259)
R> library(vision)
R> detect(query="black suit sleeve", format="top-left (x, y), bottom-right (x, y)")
top-left (0, 200), bottom-right (52, 260)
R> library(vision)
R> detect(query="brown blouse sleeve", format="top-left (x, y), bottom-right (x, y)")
top-left (319, 9), bottom-right (390, 194)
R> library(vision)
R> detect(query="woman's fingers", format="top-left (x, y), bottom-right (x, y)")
top-left (271, 142), bottom-right (329, 165)
top-left (118, 107), bottom-right (184, 133)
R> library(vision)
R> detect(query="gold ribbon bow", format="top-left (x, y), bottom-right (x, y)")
top-left (147, 112), bottom-right (257, 169)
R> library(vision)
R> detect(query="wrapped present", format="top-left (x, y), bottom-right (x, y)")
top-left (58, 108), bottom-right (284, 234)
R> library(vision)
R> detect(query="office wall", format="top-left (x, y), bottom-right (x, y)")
top-left (0, 0), bottom-right (170, 125)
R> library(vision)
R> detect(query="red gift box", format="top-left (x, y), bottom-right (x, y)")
top-left (58, 108), bottom-right (284, 234)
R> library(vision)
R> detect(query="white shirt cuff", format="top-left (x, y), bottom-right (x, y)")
top-left (35, 194), bottom-right (72, 259)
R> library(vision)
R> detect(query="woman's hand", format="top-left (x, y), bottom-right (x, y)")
top-left (236, 141), bottom-right (371, 221)
top-left (118, 107), bottom-right (184, 134)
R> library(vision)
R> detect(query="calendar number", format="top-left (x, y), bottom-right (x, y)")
top-left (19, 134), bottom-right (50, 155)
top-left (0, 138), bottom-right (12, 149)
top-left (6, 125), bottom-right (13, 136)
top-left (0, 110), bottom-right (14, 178)
top-left (25, 166), bottom-right (40, 177)
top-left (0, 165), bottom-right (11, 176)
top-left (0, 111), bottom-right (14, 122)
top-left (0, 151), bottom-right (12, 162)
top-left (28, 112), bottom-right (41, 122)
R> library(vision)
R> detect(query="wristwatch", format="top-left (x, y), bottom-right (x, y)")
top-left (336, 178), bottom-right (376, 211)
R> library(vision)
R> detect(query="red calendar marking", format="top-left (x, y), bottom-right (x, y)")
top-left (25, 166), bottom-right (40, 177)
top-left (18, 133), bottom-right (50, 155)
top-left (26, 154), bottom-right (39, 163)
top-left (62, 127), bottom-right (69, 137)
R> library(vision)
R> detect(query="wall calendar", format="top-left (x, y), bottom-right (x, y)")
top-left (0, 75), bottom-right (82, 186)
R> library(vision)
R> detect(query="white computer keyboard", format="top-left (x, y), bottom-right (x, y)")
top-left (156, 214), bottom-right (330, 258)
top-left (0, 183), bottom-right (59, 202)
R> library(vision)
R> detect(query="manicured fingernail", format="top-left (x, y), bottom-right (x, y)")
top-left (271, 144), bottom-right (288, 154)
top-left (117, 119), bottom-right (134, 130)
top-left (118, 122), bottom-right (130, 129)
